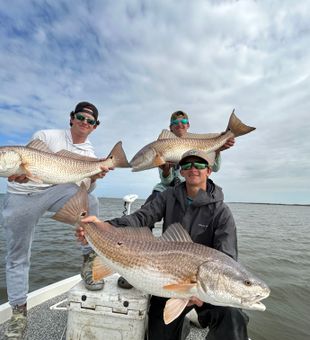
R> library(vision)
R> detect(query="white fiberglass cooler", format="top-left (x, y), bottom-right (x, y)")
top-left (66, 274), bottom-right (149, 340)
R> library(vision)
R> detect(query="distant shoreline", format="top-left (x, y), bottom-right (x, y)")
top-left (96, 197), bottom-right (310, 207)
top-left (227, 202), bottom-right (310, 207)
top-left (0, 193), bottom-right (309, 207)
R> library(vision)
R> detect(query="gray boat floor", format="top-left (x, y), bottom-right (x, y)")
top-left (0, 293), bottom-right (208, 340)
top-left (0, 293), bottom-right (69, 340)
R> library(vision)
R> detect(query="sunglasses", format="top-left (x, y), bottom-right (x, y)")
top-left (180, 162), bottom-right (209, 170)
top-left (75, 113), bottom-right (97, 126)
top-left (171, 118), bottom-right (189, 126)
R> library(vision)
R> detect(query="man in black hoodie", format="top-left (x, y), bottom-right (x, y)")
top-left (77, 149), bottom-right (249, 340)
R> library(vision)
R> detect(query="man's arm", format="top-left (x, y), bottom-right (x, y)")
top-left (219, 137), bottom-right (235, 151)
top-left (212, 137), bottom-right (235, 173)
top-left (158, 165), bottom-right (175, 185)
top-left (212, 205), bottom-right (238, 261)
top-left (88, 164), bottom-right (111, 192)
top-left (211, 153), bottom-right (221, 172)
top-left (109, 191), bottom-right (167, 228)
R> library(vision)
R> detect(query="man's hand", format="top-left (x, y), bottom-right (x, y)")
top-left (75, 215), bottom-right (100, 245)
top-left (75, 216), bottom-right (113, 244)
top-left (159, 162), bottom-right (174, 178)
top-left (90, 165), bottom-right (112, 183)
top-left (8, 174), bottom-right (29, 183)
top-left (75, 225), bottom-right (88, 245)
top-left (187, 296), bottom-right (204, 307)
top-left (219, 137), bottom-right (235, 152)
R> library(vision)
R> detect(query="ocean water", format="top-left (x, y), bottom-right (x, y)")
top-left (0, 194), bottom-right (309, 340)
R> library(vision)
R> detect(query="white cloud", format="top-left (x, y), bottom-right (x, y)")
top-left (0, 0), bottom-right (309, 204)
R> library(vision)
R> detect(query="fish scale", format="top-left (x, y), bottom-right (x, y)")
top-left (150, 132), bottom-right (233, 163)
top-left (130, 112), bottom-right (256, 171)
top-left (0, 140), bottom-right (130, 184)
top-left (52, 183), bottom-right (270, 324)
top-left (4, 146), bottom-right (104, 181)
top-left (87, 222), bottom-right (205, 274)
top-left (82, 221), bottom-right (270, 305)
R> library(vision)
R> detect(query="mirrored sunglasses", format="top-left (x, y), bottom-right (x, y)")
top-left (180, 162), bottom-right (208, 170)
top-left (171, 118), bottom-right (189, 126)
top-left (75, 113), bottom-right (97, 126)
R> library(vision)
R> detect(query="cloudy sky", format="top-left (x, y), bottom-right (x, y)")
top-left (0, 0), bottom-right (309, 204)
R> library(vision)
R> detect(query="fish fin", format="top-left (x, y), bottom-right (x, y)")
top-left (75, 178), bottom-right (91, 191)
top-left (25, 175), bottom-right (43, 184)
top-left (116, 226), bottom-right (155, 240)
top-left (21, 164), bottom-right (44, 183)
top-left (183, 132), bottom-right (221, 139)
top-left (105, 141), bottom-right (130, 168)
top-left (92, 256), bottom-right (114, 281)
top-left (227, 110), bottom-right (256, 137)
top-left (157, 129), bottom-right (178, 140)
top-left (56, 150), bottom-right (99, 161)
top-left (158, 223), bottom-right (193, 242)
top-left (26, 139), bottom-right (53, 153)
top-left (52, 183), bottom-right (89, 225)
top-left (153, 153), bottom-right (166, 167)
top-left (163, 282), bottom-right (197, 293)
top-left (164, 298), bottom-right (189, 324)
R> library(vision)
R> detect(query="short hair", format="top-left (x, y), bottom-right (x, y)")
top-left (170, 111), bottom-right (189, 125)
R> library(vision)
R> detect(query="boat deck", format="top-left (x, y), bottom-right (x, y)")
top-left (0, 293), bottom-right (68, 340)
top-left (0, 292), bottom-right (208, 340)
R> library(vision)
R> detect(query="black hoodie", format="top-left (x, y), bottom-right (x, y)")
top-left (109, 179), bottom-right (238, 261)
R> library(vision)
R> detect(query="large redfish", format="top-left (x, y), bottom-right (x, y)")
top-left (52, 184), bottom-right (270, 324)
top-left (130, 111), bottom-right (255, 171)
top-left (0, 139), bottom-right (130, 184)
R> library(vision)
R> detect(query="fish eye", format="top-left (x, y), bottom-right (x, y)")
top-left (244, 280), bottom-right (252, 286)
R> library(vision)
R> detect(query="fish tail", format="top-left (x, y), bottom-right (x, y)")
top-left (106, 141), bottom-right (131, 168)
top-left (52, 183), bottom-right (89, 225)
top-left (227, 110), bottom-right (256, 137)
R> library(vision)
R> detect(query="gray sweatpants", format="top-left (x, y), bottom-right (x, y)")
top-left (1, 183), bottom-right (99, 306)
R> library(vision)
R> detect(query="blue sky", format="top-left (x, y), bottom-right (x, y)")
top-left (0, 0), bottom-right (309, 204)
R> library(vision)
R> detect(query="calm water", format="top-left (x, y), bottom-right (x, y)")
top-left (0, 195), bottom-right (309, 340)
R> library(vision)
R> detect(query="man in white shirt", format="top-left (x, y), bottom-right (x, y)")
top-left (1, 101), bottom-right (109, 339)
